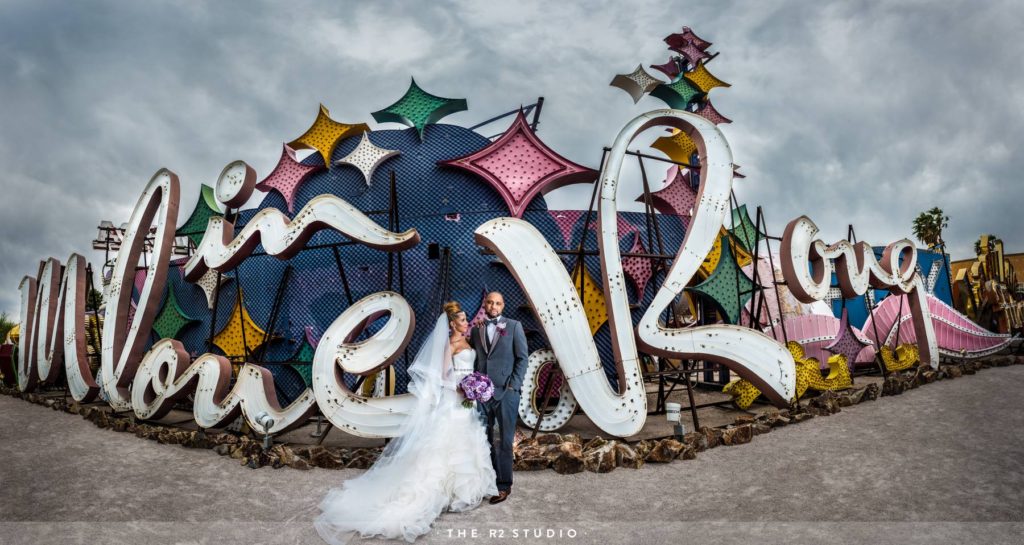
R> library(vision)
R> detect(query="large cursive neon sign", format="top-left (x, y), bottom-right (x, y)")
top-left (780, 216), bottom-right (938, 367)
top-left (14, 109), bottom-right (938, 437)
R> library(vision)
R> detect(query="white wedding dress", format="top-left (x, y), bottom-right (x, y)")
top-left (314, 315), bottom-right (498, 544)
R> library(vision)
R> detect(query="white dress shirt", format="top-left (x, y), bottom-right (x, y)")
top-left (486, 316), bottom-right (502, 344)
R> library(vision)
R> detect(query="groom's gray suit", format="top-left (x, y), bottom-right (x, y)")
top-left (469, 315), bottom-right (528, 493)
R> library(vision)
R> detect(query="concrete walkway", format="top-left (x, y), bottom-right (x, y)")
top-left (2, 366), bottom-right (1022, 545)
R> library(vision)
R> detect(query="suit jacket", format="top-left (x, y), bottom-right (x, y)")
top-left (469, 316), bottom-right (528, 401)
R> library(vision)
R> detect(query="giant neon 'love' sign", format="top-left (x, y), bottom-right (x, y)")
top-left (14, 109), bottom-right (936, 438)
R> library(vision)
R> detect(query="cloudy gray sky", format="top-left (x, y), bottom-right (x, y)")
top-left (2, 0), bottom-right (1022, 317)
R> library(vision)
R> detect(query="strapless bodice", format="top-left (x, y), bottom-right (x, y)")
top-left (451, 348), bottom-right (477, 381)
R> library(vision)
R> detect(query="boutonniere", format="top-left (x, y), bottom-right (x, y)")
top-left (497, 321), bottom-right (508, 336)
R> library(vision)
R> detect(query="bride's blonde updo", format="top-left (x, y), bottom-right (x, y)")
top-left (443, 301), bottom-right (464, 323)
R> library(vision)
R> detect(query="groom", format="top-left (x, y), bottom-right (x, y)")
top-left (469, 291), bottom-right (528, 505)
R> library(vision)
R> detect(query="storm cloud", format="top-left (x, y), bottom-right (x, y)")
top-left (1, 0), bottom-right (1022, 316)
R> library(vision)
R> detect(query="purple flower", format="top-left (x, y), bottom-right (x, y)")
top-left (458, 371), bottom-right (494, 408)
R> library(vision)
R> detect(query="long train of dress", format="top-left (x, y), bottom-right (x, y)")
top-left (315, 348), bottom-right (497, 544)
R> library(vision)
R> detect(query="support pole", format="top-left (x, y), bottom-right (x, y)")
top-left (330, 246), bottom-right (354, 306)
top-left (530, 363), bottom-right (561, 439)
top-left (256, 264), bottom-right (292, 364)
top-left (530, 96), bottom-right (545, 131)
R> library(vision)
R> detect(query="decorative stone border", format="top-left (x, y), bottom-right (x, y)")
top-left (2, 355), bottom-right (1020, 472)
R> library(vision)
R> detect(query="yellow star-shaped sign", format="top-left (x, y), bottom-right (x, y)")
top-left (570, 260), bottom-right (609, 336)
top-left (213, 290), bottom-right (267, 360)
top-left (701, 227), bottom-right (753, 277)
top-left (651, 128), bottom-right (698, 165)
top-left (288, 104), bottom-right (369, 167)
top-left (684, 60), bottom-right (731, 93)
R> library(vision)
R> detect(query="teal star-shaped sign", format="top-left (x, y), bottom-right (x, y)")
top-left (649, 75), bottom-right (704, 110)
top-left (152, 284), bottom-right (199, 340)
top-left (688, 235), bottom-right (758, 325)
top-left (175, 185), bottom-right (222, 246)
top-left (290, 326), bottom-right (318, 387)
top-left (730, 204), bottom-right (763, 254)
top-left (293, 341), bottom-right (314, 387)
top-left (371, 78), bottom-right (468, 139)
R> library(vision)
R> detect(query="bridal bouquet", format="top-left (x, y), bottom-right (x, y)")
top-left (457, 372), bottom-right (494, 408)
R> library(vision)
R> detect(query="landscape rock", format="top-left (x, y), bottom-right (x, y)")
top-left (764, 413), bottom-right (791, 428)
top-left (535, 433), bottom-right (563, 445)
top-left (734, 414), bottom-right (756, 425)
top-left (584, 442), bottom-right (617, 473)
top-left (792, 412), bottom-right (815, 423)
top-left (305, 445), bottom-right (344, 469)
top-left (552, 442), bottom-right (585, 474)
top-left (808, 391), bottom-right (842, 415)
top-left (561, 433), bottom-right (583, 446)
top-left (633, 440), bottom-right (655, 459)
top-left (614, 443), bottom-right (645, 469)
top-left (721, 425), bottom-right (753, 446)
top-left (269, 445), bottom-right (298, 466)
top-left (244, 451), bottom-right (271, 469)
top-left (582, 436), bottom-right (608, 452)
top-left (288, 457), bottom-right (312, 470)
top-left (682, 432), bottom-right (708, 452)
top-left (515, 454), bottom-right (552, 471)
top-left (645, 438), bottom-right (685, 462)
top-left (698, 426), bottom-right (722, 449)
top-left (345, 455), bottom-right (375, 469)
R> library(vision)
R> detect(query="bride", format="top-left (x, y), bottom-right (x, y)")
top-left (314, 301), bottom-right (499, 544)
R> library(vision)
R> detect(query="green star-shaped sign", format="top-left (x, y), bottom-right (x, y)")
top-left (371, 78), bottom-right (467, 139)
top-left (152, 284), bottom-right (199, 340)
top-left (175, 185), bottom-right (222, 246)
top-left (649, 75), bottom-right (704, 110)
top-left (688, 235), bottom-right (757, 325)
top-left (730, 204), bottom-right (763, 254)
top-left (291, 338), bottom-right (315, 387)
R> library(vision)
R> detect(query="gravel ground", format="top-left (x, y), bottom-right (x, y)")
top-left (1, 365), bottom-right (1022, 545)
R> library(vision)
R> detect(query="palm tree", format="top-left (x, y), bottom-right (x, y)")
top-left (974, 234), bottom-right (1001, 256)
top-left (912, 207), bottom-right (949, 250)
top-left (86, 287), bottom-right (104, 312)
top-left (0, 312), bottom-right (15, 344)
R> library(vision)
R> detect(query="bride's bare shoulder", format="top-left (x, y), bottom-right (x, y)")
top-left (451, 346), bottom-right (474, 357)
top-left (450, 338), bottom-right (473, 357)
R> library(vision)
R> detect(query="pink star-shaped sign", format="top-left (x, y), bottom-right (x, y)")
top-left (548, 210), bottom-right (584, 248)
top-left (622, 232), bottom-right (654, 303)
top-left (671, 40), bottom-right (711, 66)
top-left (586, 213), bottom-right (640, 240)
top-left (695, 99), bottom-right (732, 125)
top-left (638, 165), bottom-right (696, 227)
top-left (825, 308), bottom-right (871, 370)
top-left (650, 58), bottom-right (681, 80)
top-left (440, 110), bottom-right (597, 218)
top-left (465, 288), bottom-right (490, 337)
top-left (665, 27), bottom-right (712, 51)
top-left (303, 325), bottom-right (320, 349)
top-left (255, 144), bottom-right (325, 213)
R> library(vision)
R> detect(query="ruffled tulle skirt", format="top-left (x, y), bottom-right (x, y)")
top-left (314, 390), bottom-right (498, 544)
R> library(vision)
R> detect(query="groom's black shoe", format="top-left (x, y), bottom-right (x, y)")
top-left (489, 490), bottom-right (510, 504)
